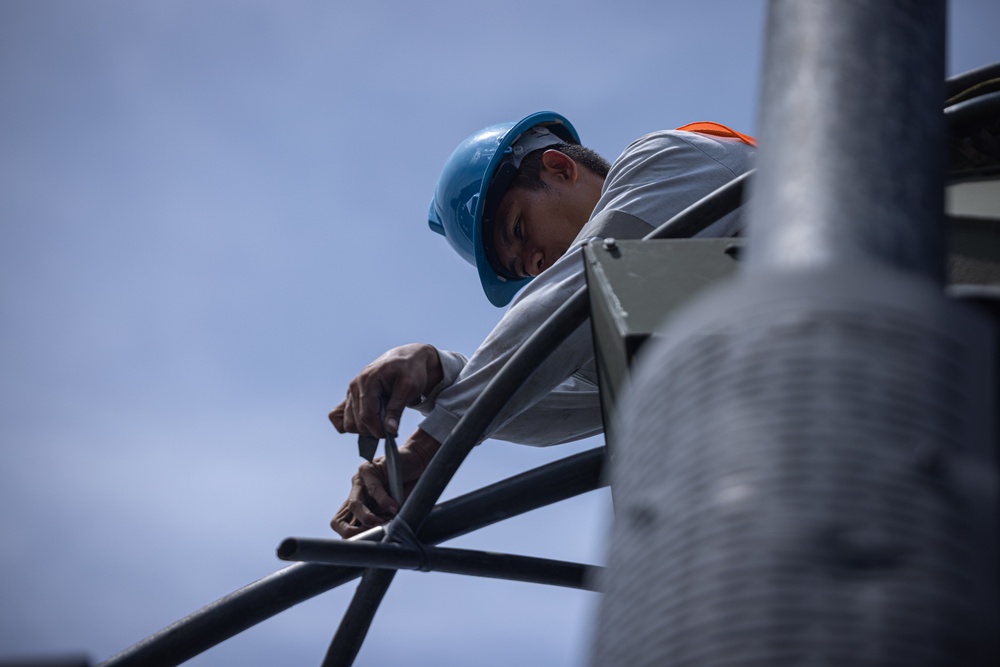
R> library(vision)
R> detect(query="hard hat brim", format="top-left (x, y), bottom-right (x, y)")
top-left (472, 111), bottom-right (580, 307)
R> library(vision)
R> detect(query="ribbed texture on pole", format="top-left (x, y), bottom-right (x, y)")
top-left (591, 269), bottom-right (998, 666)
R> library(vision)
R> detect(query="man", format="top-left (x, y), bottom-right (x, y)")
top-left (329, 112), bottom-right (756, 537)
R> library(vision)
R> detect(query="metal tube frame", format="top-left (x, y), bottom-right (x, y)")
top-left (279, 538), bottom-right (601, 592)
top-left (97, 447), bottom-right (606, 667)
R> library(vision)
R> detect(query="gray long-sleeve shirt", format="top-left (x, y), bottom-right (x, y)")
top-left (416, 129), bottom-right (757, 446)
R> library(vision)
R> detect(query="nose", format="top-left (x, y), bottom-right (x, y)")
top-left (524, 247), bottom-right (545, 277)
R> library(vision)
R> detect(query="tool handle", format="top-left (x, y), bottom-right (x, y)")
top-left (378, 399), bottom-right (405, 504)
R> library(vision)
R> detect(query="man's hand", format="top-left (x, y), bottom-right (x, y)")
top-left (329, 343), bottom-right (443, 437)
top-left (331, 429), bottom-right (441, 538)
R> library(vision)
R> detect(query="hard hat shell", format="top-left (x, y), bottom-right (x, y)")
top-left (428, 111), bottom-right (580, 307)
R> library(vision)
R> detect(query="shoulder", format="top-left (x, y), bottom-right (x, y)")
top-left (614, 129), bottom-right (755, 175)
top-left (602, 129), bottom-right (748, 197)
top-left (589, 128), bottom-right (756, 234)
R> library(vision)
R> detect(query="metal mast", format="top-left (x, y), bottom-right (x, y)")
top-left (592, 1), bottom-right (999, 664)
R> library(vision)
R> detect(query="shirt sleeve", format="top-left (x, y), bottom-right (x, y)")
top-left (483, 372), bottom-right (603, 445)
top-left (410, 349), bottom-right (468, 416)
top-left (417, 251), bottom-right (601, 447)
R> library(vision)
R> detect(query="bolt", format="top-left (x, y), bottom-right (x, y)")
top-left (603, 237), bottom-right (618, 251)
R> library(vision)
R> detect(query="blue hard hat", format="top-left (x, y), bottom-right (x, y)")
top-left (427, 111), bottom-right (580, 307)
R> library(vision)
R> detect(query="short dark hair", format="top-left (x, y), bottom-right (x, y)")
top-left (509, 143), bottom-right (611, 192)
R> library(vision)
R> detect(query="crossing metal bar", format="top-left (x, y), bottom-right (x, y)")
top-left (97, 447), bottom-right (606, 667)
top-left (647, 170), bottom-right (753, 240)
top-left (279, 538), bottom-right (601, 591)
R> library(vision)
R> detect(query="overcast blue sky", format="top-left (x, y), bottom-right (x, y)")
top-left (2, 1), bottom-right (998, 665)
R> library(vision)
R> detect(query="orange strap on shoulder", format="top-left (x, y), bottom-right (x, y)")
top-left (676, 121), bottom-right (757, 147)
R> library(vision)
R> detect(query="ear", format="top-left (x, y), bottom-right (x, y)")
top-left (540, 149), bottom-right (578, 184)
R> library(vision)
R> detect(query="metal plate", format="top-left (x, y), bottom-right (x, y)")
top-left (583, 238), bottom-right (743, 455)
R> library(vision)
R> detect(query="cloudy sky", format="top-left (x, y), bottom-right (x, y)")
top-left (2, 1), bottom-right (998, 665)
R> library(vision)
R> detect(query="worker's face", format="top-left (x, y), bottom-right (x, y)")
top-left (490, 151), bottom-right (591, 279)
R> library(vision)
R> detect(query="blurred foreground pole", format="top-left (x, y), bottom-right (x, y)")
top-left (591, 1), bottom-right (999, 665)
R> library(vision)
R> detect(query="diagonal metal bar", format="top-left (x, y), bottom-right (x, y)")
top-left (279, 538), bottom-right (602, 591)
top-left (323, 569), bottom-right (396, 667)
top-left (647, 170), bottom-right (753, 240)
top-left (97, 447), bottom-right (606, 667)
top-left (321, 173), bottom-right (754, 665)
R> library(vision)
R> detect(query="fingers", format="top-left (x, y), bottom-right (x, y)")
top-left (329, 435), bottom-right (437, 538)
top-left (330, 500), bottom-right (364, 538)
top-left (328, 402), bottom-right (347, 433)
top-left (382, 381), bottom-right (420, 436)
top-left (329, 461), bottom-right (400, 538)
top-left (333, 374), bottom-right (391, 437)
top-left (358, 461), bottom-right (401, 514)
top-left (330, 380), bottom-right (382, 437)
top-left (356, 382), bottom-right (387, 437)
top-left (329, 344), bottom-right (441, 437)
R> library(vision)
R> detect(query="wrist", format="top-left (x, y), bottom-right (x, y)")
top-left (419, 344), bottom-right (443, 396)
top-left (405, 428), bottom-right (441, 474)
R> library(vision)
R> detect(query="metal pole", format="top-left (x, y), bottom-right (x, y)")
top-left (592, 1), bottom-right (998, 665)
top-left (323, 570), bottom-right (396, 667)
top-left (279, 538), bottom-right (600, 591)
top-left (746, 0), bottom-right (946, 281)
